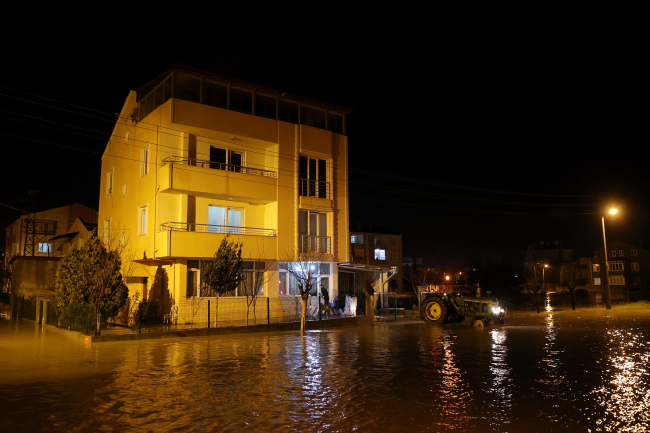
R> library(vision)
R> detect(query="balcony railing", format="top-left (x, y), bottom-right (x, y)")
top-left (163, 156), bottom-right (277, 178)
top-left (299, 178), bottom-right (330, 199)
top-left (160, 222), bottom-right (276, 236)
top-left (299, 235), bottom-right (331, 254)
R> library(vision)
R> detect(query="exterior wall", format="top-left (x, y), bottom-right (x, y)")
top-left (10, 256), bottom-right (61, 299)
top-left (98, 86), bottom-right (349, 315)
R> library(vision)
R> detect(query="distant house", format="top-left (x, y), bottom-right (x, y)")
top-left (349, 223), bottom-right (402, 291)
top-left (4, 205), bottom-right (98, 309)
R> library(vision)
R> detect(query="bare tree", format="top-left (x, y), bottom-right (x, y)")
top-left (241, 257), bottom-right (273, 326)
top-left (525, 264), bottom-right (543, 313)
top-left (403, 264), bottom-right (436, 311)
top-left (560, 262), bottom-right (585, 311)
top-left (280, 251), bottom-right (328, 336)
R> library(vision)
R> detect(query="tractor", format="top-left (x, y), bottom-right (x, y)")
top-left (420, 292), bottom-right (505, 327)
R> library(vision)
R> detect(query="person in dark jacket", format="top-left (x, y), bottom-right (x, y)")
top-left (320, 285), bottom-right (329, 306)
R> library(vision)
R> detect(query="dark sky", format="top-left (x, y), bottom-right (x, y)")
top-left (1, 2), bottom-right (647, 268)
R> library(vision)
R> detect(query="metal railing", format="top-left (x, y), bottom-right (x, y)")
top-left (299, 235), bottom-right (331, 254)
top-left (163, 155), bottom-right (277, 178)
top-left (160, 222), bottom-right (276, 236)
top-left (299, 178), bottom-right (330, 199)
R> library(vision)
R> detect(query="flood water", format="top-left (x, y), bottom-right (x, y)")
top-left (1, 308), bottom-right (649, 432)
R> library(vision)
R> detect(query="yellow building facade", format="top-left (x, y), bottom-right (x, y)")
top-left (98, 66), bottom-right (350, 320)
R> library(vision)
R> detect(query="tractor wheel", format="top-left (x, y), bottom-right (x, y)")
top-left (421, 297), bottom-right (448, 324)
top-left (472, 317), bottom-right (486, 328)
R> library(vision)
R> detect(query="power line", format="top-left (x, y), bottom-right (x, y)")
top-left (0, 202), bottom-right (30, 213)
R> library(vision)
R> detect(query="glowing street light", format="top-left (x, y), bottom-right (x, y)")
top-left (602, 207), bottom-right (618, 310)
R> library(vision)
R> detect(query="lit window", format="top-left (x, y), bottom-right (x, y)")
top-left (138, 205), bottom-right (148, 235)
top-left (593, 278), bottom-right (601, 285)
top-left (351, 234), bottom-right (364, 244)
top-left (631, 249), bottom-right (638, 256)
top-left (609, 275), bottom-right (625, 286)
top-left (141, 145), bottom-right (150, 176)
top-left (631, 262), bottom-right (640, 271)
top-left (106, 168), bottom-right (114, 194)
top-left (391, 266), bottom-right (398, 272)
top-left (609, 261), bottom-right (624, 271)
top-left (374, 249), bottom-right (386, 260)
top-left (38, 243), bottom-right (51, 253)
top-left (208, 205), bottom-right (242, 233)
top-left (592, 264), bottom-right (600, 272)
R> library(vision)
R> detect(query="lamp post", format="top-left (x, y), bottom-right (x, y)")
top-left (602, 208), bottom-right (617, 310)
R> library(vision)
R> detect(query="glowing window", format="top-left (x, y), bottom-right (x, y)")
top-left (374, 249), bottom-right (386, 260)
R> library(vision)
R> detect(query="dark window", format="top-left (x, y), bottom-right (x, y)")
top-left (279, 99), bottom-right (299, 123)
top-left (139, 99), bottom-right (148, 121)
top-left (154, 85), bottom-right (163, 109)
top-left (255, 93), bottom-right (277, 119)
top-left (300, 105), bottom-right (326, 129)
top-left (210, 147), bottom-right (227, 170)
top-left (163, 76), bottom-right (172, 102)
top-left (229, 151), bottom-right (242, 172)
top-left (299, 156), bottom-right (327, 198)
top-left (328, 112), bottom-right (343, 134)
top-left (230, 88), bottom-right (253, 113)
top-left (174, 73), bottom-right (201, 103)
top-left (146, 93), bottom-right (154, 117)
top-left (203, 80), bottom-right (228, 108)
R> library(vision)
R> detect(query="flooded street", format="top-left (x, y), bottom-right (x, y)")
top-left (1, 309), bottom-right (649, 432)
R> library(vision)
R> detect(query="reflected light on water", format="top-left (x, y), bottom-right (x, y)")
top-left (489, 328), bottom-right (513, 424)
top-left (592, 328), bottom-right (650, 432)
top-left (546, 295), bottom-right (553, 312)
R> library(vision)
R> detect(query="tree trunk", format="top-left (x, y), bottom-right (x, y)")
top-left (363, 288), bottom-right (375, 326)
top-left (96, 309), bottom-right (101, 336)
top-left (570, 288), bottom-right (576, 310)
top-left (300, 297), bottom-right (308, 336)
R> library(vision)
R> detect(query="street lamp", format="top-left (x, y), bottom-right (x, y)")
top-left (602, 207), bottom-right (618, 310)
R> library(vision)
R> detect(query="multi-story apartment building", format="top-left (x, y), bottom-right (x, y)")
top-left (98, 66), bottom-right (351, 317)
top-left (349, 224), bottom-right (402, 291)
top-left (582, 240), bottom-right (649, 302)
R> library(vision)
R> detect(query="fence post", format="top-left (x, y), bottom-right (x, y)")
top-left (267, 297), bottom-right (270, 325)
top-left (208, 300), bottom-right (211, 329)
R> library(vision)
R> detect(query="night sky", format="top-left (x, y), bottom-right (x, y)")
top-left (1, 3), bottom-right (647, 268)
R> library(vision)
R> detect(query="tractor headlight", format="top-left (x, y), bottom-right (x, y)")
top-left (492, 307), bottom-right (504, 315)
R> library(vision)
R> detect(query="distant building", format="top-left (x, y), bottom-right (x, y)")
top-left (402, 257), bottom-right (423, 267)
top-left (581, 240), bottom-right (649, 302)
top-left (525, 240), bottom-right (573, 284)
top-left (349, 223), bottom-right (402, 291)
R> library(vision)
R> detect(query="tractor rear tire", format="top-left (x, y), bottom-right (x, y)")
top-left (421, 297), bottom-right (448, 324)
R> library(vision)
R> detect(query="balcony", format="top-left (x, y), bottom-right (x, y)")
top-left (299, 235), bottom-right (331, 254)
top-left (299, 178), bottom-right (331, 208)
top-left (159, 156), bottom-right (277, 203)
top-left (157, 222), bottom-right (277, 259)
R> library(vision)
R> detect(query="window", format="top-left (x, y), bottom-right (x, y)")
top-left (631, 249), bottom-right (638, 256)
top-left (609, 275), bottom-right (625, 286)
top-left (609, 250), bottom-right (616, 257)
top-left (391, 266), bottom-right (398, 272)
top-left (138, 205), bottom-right (147, 235)
top-left (154, 84), bottom-right (163, 109)
top-left (203, 80), bottom-right (228, 108)
top-left (633, 277), bottom-right (642, 285)
top-left (631, 262), bottom-right (640, 271)
top-left (374, 249), bottom-right (386, 260)
top-left (391, 252), bottom-right (397, 260)
top-left (279, 270), bottom-right (288, 295)
top-left (106, 168), bottom-right (114, 194)
top-left (350, 234), bottom-right (364, 244)
top-left (327, 112), bottom-right (343, 134)
top-left (300, 105), bottom-right (326, 128)
top-left (208, 205), bottom-right (242, 233)
top-left (279, 99), bottom-right (299, 123)
top-left (609, 261), bottom-right (624, 271)
top-left (163, 75), bottom-right (172, 102)
top-left (594, 278), bottom-right (601, 285)
top-left (255, 93), bottom-right (277, 119)
top-left (186, 260), bottom-right (200, 298)
top-left (374, 237), bottom-right (384, 245)
top-left (299, 210), bottom-right (329, 253)
top-left (174, 73), bottom-right (201, 103)
top-left (140, 145), bottom-right (150, 176)
top-left (619, 250), bottom-right (625, 256)
top-left (209, 147), bottom-right (242, 171)
top-left (592, 264), bottom-right (600, 272)
top-left (104, 218), bottom-right (111, 240)
top-left (390, 237), bottom-right (397, 246)
top-left (230, 88), bottom-right (253, 113)
top-left (38, 243), bottom-right (51, 253)
top-left (209, 260), bottom-right (265, 297)
top-left (299, 156), bottom-right (328, 198)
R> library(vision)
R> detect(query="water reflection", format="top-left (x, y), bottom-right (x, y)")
top-left (489, 328), bottom-right (513, 425)
top-left (592, 327), bottom-right (650, 432)
top-left (435, 331), bottom-right (473, 431)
